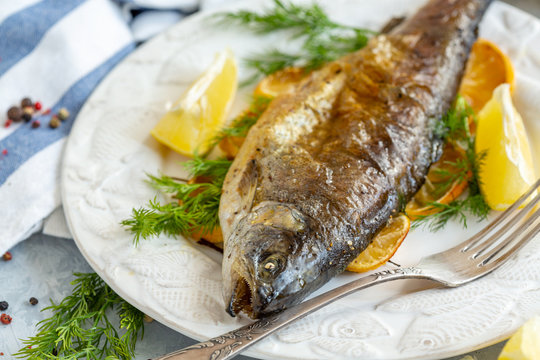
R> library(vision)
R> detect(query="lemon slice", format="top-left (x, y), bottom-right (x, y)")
top-left (459, 38), bottom-right (515, 113)
top-left (498, 316), bottom-right (540, 360)
top-left (475, 83), bottom-right (536, 210)
top-left (346, 214), bottom-right (410, 273)
top-left (151, 49), bottom-right (237, 156)
top-left (254, 66), bottom-right (307, 98)
top-left (406, 143), bottom-right (469, 219)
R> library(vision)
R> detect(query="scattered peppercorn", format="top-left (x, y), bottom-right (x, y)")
top-left (7, 106), bottom-right (22, 122)
top-left (23, 106), bottom-right (34, 115)
top-left (21, 97), bottom-right (32, 108)
top-left (0, 314), bottom-right (12, 325)
top-left (57, 108), bottom-right (70, 121)
top-left (42, 108), bottom-right (51, 115)
top-left (1, 149), bottom-right (7, 155)
top-left (4, 119), bottom-right (12, 128)
top-left (49, 116), bottom-right (60, 129)
top-left (31, 120), bottom-right (40, 129)
top-left (21, 112), bottom-right (32, 122)
top-left (0, 302), bottom-right (7, 311)
top-left (2, 252), bottom-right (12, 261)
top-left (29, 297), bottom-right (38, 306)
top-left (34, 101), bottom-right (42, 110)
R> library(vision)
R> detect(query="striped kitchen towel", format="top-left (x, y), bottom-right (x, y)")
top-left (0, 0), bottom-right (229, 255)
top-left (0, 0), bottom-right (134, 255)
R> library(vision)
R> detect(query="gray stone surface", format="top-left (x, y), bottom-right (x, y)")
top-left (0, 233), bottom-right (253, 360)
top-left (504, 0), bottom-right (540, 17)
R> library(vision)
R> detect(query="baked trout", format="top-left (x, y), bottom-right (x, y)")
top-left (220, 0), bottom-right (492, 319)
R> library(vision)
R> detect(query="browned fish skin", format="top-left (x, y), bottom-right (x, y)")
top-left (220, 0), bottom-right (493, 319)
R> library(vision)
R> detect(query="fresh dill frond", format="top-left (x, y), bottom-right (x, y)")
top-left (211, 95), bottom-right (272, 146)
top-left (215, 0), bottom-right (335, 35)
top-left (412, 200), bottom-right (467, 232)
top-left (123, 96), bottom-right (270, 245)
top-left (123, 98), bottom-right (271, 246)
top-left (15, 272), bottom-right (144, 360)
top-left (411, 193), bottom-right (489, 232)
top-left (244, 50), bottom-right (301, 76)
top-left (122, 157), bottom-right (232, 245)
top-left (436, 95), bottom-right (474, 141)
top-left (184, 157), bottom-right (232, 182)
top-left (412, 97), bottom-right (490, 231)
top-left (302, 29), bottom-right (371, 68)
top-left (215, 0), bottom-right (376, 79)
top-left (123, 198), bottom-right (197, 245)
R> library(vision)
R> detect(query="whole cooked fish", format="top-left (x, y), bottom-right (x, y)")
top-left (219, 0), bottom-right (492, 319)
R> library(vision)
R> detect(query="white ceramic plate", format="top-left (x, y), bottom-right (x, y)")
top-left (62, 1), bottom-right (540, 359)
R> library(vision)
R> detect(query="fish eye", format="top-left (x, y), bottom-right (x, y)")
top-left (258, 254), bottom-right (286, 282)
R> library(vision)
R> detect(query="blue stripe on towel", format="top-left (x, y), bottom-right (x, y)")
top-left (0, 0), bottom-right (87, 77)
top-left (0, 43), bottom-right (135, 186)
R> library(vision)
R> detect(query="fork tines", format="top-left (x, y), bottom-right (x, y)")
top-left (461, 178), bottom-right (540, 267)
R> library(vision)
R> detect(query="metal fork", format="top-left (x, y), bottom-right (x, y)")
top-left (155, 179), bottom-right (540, 360)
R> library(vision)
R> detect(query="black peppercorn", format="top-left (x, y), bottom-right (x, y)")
top-left (29, 297), bottom-right (38, 306)
top-left (22, 112), bottom-right (32, 122)
top-left (21, 97), bottom-right (32, 108)
top-left (31, 120), bottom-right (40, 129)
top-left (0, 301), bottom-right (7, 311)
top-left (7, 106), bottom-right (22, 122)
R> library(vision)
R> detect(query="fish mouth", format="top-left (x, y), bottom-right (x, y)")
top-left (227, 274), bottom-right (255, 318)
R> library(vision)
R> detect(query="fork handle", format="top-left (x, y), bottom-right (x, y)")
top-left (153, 267), bottom-right (427, 360)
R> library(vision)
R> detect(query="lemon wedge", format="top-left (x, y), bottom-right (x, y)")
top-left (151, 49), bottom-right (237, 156)
top-left (498, 316), bottom-right (540, 360)
top-left (475, 83), bottom-right (536, 210)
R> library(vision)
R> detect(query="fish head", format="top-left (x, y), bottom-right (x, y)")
top-left (223, 202), bottom-right (326, 318)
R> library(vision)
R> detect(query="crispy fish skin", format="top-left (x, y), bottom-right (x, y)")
top-left (220, 0), bottom-right (493, 318)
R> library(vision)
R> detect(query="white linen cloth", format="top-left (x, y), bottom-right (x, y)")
top-left (0, 0), bottom-right (230, 255)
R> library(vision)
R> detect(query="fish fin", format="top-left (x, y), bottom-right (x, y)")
top-left (238, 159), bottom-right (259, 212)
top-left (380, 16), bottom-right (405, 34)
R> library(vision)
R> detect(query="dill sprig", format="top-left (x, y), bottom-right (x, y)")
top-left (15, 272), bottom-right (144, 360)
top-left (215, 0), bottom-right (376, 78)
top-left (122, 95), bottom-right (272, 245)
top-left (412, 97), bottom-right (490, 231)
top-left (123, 94), bottom-right (271, 245)
top-left (412, 193), bottom-right (489, 232)
top-left (216, 0), bottom-right (335, 34)
top-left (121, 157), bottom-right (232, 245)
top-left (211, 95), bottom-right (272, 146)
top-left (435, 95), bottom-right (474, 142)
top-left (185, 156), bottom-right (233, 180)
top-left (245, 50), bottom-right (301, 78)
